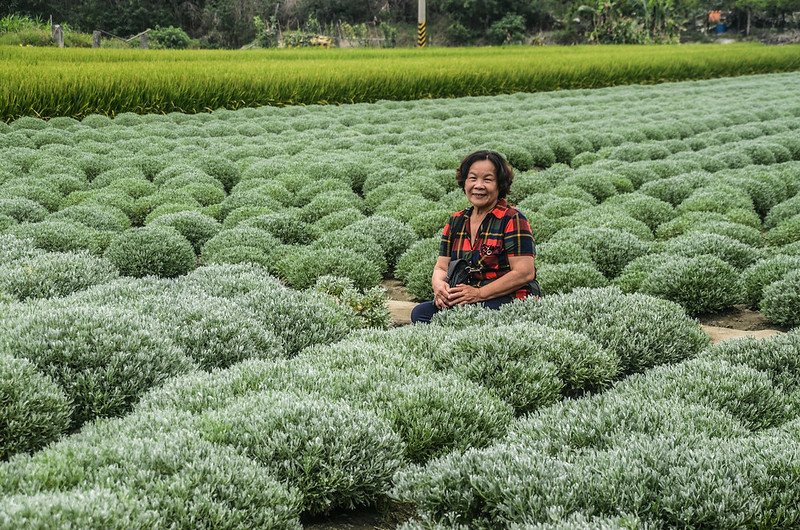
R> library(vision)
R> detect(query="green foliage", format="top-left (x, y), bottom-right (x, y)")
top-left (313, 275), bottom-right (391, 330)
top-left (0, 304), bottom-right (195, 429)
top-left (199, 390), bottom-right (404, 515)
top-left (639, 255), bottom-right (741, 315)
top-left (537, 262), bottom-right (608, 295)
top-left (0, 251), bottom-right (118, 301)
top-left (660, 232), bottom-right (762, 270)
top-left (7, 220), bottom-right (110, 255)
top-left (49, 205), bottom-right (130, 232)
top-left (550, 227), bottom-right (650, 278)
top-left (740, 255), bottom-right (800, 308)
top-left (761, 270), bottom-right (800, 327)
top-left (147, 211), bottom-right (222, 254)
top-left (105, 226), bottom-right (195, 278)
top-left (0, 353), bottom-right (71, 460)
top-left (275, 246), bottom-right (382, 290)
top-left (149, 26), bottom-right (194, 50)
top-left (766, 214), bottom-right (800, 246)
top-left (395, 237), bottom-right (438, 301)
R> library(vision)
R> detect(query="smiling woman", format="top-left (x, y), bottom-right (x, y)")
top-left (410, 150), bottom-right (539, 324)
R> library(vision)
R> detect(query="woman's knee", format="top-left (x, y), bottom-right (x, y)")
top-left (411, 301), bottom-right (438, 324)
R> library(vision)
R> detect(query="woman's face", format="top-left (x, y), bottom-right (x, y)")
top-left (464, 159), bottom-right (500, 211)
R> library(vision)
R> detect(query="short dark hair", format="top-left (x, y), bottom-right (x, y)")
top-left (456, 150), bottom-right (514, 200)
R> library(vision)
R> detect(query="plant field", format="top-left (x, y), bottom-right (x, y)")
top-left (2, 72), bottom-right (800, 527)
top-left (3, 43), bottom-right (800, 120)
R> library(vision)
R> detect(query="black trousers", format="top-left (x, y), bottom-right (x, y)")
top-left (410, 295), bottom-right (514, 324)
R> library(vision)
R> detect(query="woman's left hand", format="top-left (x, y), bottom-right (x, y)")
top-left (449, 284), bottom-right (482, 305)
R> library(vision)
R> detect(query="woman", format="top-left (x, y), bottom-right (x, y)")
top-left (411, 150), bottom-right (537, 324)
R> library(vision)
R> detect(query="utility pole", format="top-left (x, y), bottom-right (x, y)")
top-left (417, 0), bottom-right (427, 47)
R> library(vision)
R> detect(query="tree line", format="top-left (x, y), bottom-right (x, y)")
top-left (3, 0), bottom-right (800, 48)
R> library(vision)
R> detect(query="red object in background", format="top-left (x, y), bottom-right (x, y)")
top-left (708, 10), bottom-right (722, 23)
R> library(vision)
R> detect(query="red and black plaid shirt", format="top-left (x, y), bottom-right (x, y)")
top-left (439, 198), bottom-right (536, 299)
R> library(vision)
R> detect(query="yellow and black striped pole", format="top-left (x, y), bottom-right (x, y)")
top-left (417, 0), bottom-right (427, 47)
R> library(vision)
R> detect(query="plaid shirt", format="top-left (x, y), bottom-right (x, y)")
top-left (439, 198), bottom-right (536, 299)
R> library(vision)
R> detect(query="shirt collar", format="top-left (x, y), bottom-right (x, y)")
top-left (464, 198), bottom-right (509, 219)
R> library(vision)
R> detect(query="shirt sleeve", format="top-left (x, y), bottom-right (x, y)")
top-left (439, 215), bottom-right (455, 257)
top-left (503, 211), bottom-right (536, 257)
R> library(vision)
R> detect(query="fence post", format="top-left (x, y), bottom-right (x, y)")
top-left (92, 31), bottom-right (101, 48)
top-left (140, 31), bottom-right (148, 49)
top-left (53, 24), bottom-right (64, 48)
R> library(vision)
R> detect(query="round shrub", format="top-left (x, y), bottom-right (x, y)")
top-left (1, 181), bottom-right (62, 211)
top-left (147, 211), bottom-right (222, 254)
top-left (105, 226), bottom-right (195, 278)
top-left (639, 173), bottom-right (708, 207)
top-left (374, 194), bottom-right (436, 224)
top-left (0, 197), bottom-right (48, 223)
top-left (612, 252), bottom-right (673, 293)
top-left (765, 195), bottom-right (800, 229)
top-left (534, 240), bottom-right (593, 266)
top-left (0, 305), bottom-right (195, 429)
top-left (131, 190), bottom-right (201, 226)
top-left (0, 353), bottom-right (71, 459)
top-left (683, 220), bottom-right (764, 248)
top-left (561, 171), bottom-right (618, 202)
top-left (660, 232), bottom-right (762, 270)
top-left (91, 166), bottom-right (147, 189)
top-left (314, 207), bottom-right (366, 232)
top-left (200, 227), bottom-right (283, 268)
top-left (0, 251), bottom-right (118, 301)
top-left (299, 190), bottom-right (364, 222)
top-left (604, 193), bottom-right (676, 231)
top-left (242, 212), bottom-right (319, 245)
top-left (766, 214), bottom-right (800, 247)
top-left (196, 154), bottom-right (241, 191)
top-left (142, 203), bottom-right (201, 225)
top-left (410, 208), bottom-right (451, 238)
top-left (49, 205), bottom-right (131, 232)
top-left (677, 185), bottom-right (755, 215)
top-left (176, 182), bottom-right (226, 207)
top-left (437, 324), bottom-right (618, 411)
top-left (0, 235), bottom-right (43, 265)
top-left (704, 332), bottom-right (800, 391)
top-left (550, 227), bottom-right (650, 278)
top-left (493, 287), bottom-right (711, 375)
top-left (537, 197), bottom-right (594, 220)
top-left (220, 205), bottom-right (276, 229)
top-left (639, 255), bottom-right (741, 315)
top-left (761, 270), bottom-right (800, 327)
top-left (537, 263), bottom-right (608, 295)
top-left (740, 255), bottom-right (800, 308)
top-left (348, 216), bottom-right (417, 269)
top-left (62, 189), bottom-right (137, 220)
top-left (7, 220), bottom-right (110, 255)
top-left (566, 208), bottom-right (654, 241)
top-left (395, 237), bottom-right (438, 301)
top-left (312, 229), bottom-right (388, 274)
top-left (240, 287), bottom-right (356, 355)
top-left (199, 390), bottom-right (405, 515)
top-left (0, 214), bottom-right (15, 232)
top-left (275, 246), bottom-right (382, 291)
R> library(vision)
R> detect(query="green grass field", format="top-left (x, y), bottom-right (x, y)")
top-left (2, 43), bottom-right (800, 120)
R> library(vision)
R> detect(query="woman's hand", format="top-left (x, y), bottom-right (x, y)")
top-left (449, 284), bottom-right (482, 305)
top-left (433, 282), bottom-right (453, 309)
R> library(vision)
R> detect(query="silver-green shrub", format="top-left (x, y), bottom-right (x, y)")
top-left (0, 353), bottom-right (71, 459)
top-left (147, 211), bottom-right (222, 253)
top-left (550, 227), bottom-right (650, 278)
top-left (105, 226), bottom-right (195, 278)
top-left (0, 251), bottom-right (118, 301)
top-left (0, 304), bottom-right (196, 429)
top-left (761, 270), bottom-right (800, 327)
top-left (537, 262), bottom-right (608, 295)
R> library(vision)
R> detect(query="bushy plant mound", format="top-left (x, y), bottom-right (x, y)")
top-left (105, 226), bottom-right (195, 278)
top-left (703, 332), bottom-right (800, 391)
top-left (200, 226), bottom-right (282, 271)
top-left (0, 353), bottom-right (71, 460)
top-left (766, 214), bottom-right (800, 247)
top-left (199, 389), bottom-right (405, 515)
top-left (638, 254), bottom-right (741, 315)
top-left (740, 255), bottom-right (800, 308)
top-left (0, 234), bottom-right (44, 265)
top-left (393, 352), bottom-right (800, 529)
top-left (48, 205), bottom-right (131, 232)
top-left (659, 232), bottom-right (762, 270)
top-left (761, 270), bottom-right (800, 327)
top-left (611, 253), bottom-right (672, 293)
top-left (147, 210), bottom-right (222, 253)
top-left (0, 251), bottom-right (118, 301)
top-left (0, 304), bottom-right (195, 429)
top-left (549, 227), bottom-right (650, 278)
top-left (395, 237), bottom-right (438, 301)
top-left (7, 220), bottom-right (109, 255)
top-left (275, 246), bottom-right (382, 291)
top-left (565, 208), bottom-right (654, 241)
top-left (348, 216), bottom-right (416, 269)
top-left (537, 262), bottom-right (608, 295)
top-left (312, 229), bottom-right (388, 274)
top-left (533, 241), bottom-right (593, 266)
top-left (435, 287), bottom-right (710, 376)
top-left (604, 192), bottom-right (675, 231)
top-left (0, 419), bottom-right (303, 528)
top-left (0, 197), bottom-right (48, 223)
top-left (434, 324), bottom-right (618, 411)
top-left (313, 275), bottom-right (391, 330)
